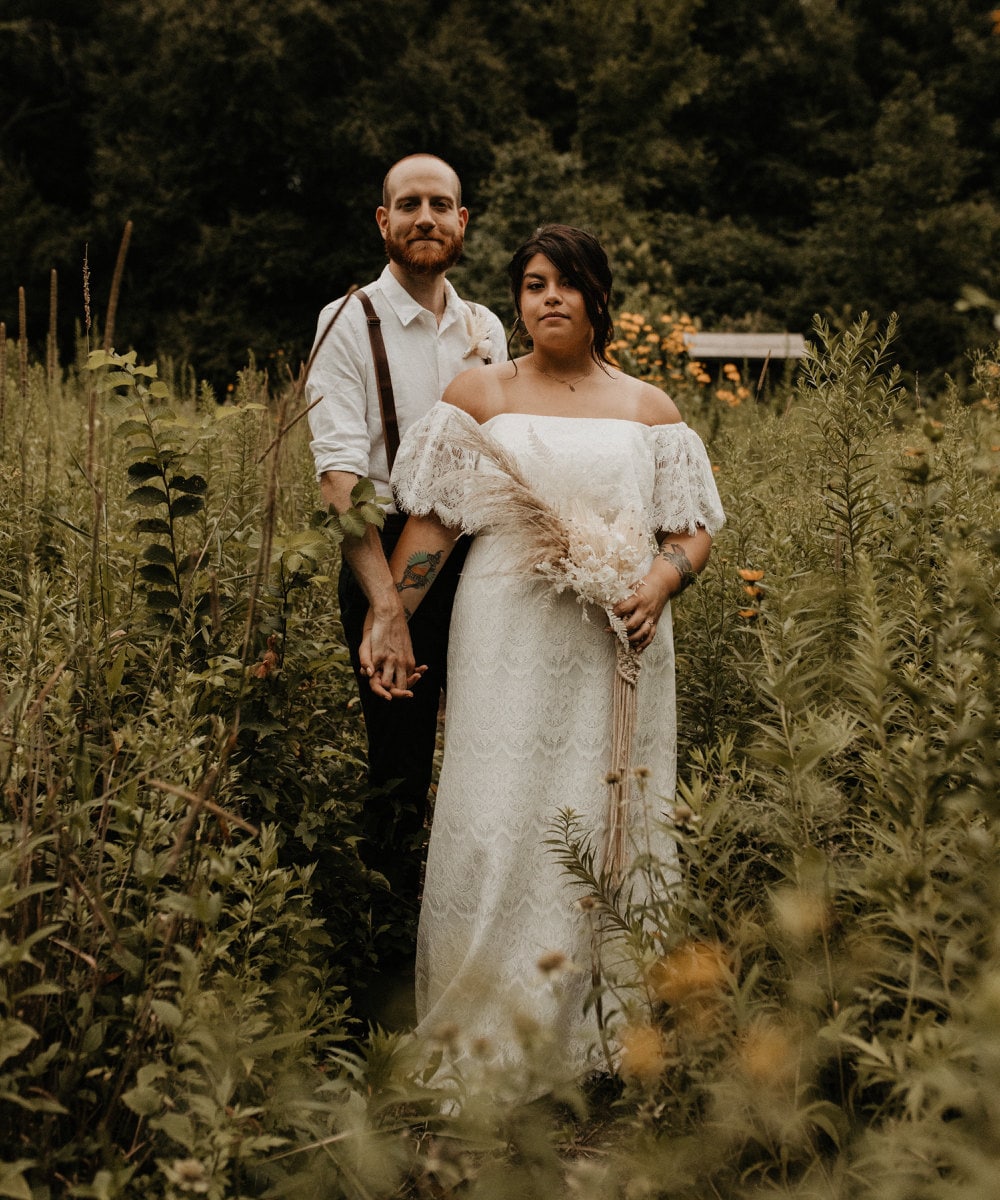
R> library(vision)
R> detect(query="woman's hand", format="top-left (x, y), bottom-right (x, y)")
top-left (613, 568), bottom-right (671, 652)
top-left (612, 527), bottom-right (713, 652)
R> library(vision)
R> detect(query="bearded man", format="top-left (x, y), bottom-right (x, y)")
top-left (306, 155), bottom-right (505, 1017)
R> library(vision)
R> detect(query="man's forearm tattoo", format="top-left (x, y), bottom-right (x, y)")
top-left (658, 541), bottom-right (697, 593)
top-left (397, 549), bottom-right (443, 597)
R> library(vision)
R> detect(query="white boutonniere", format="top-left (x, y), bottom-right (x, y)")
top-left (462, 303), bottom-right (493, 362)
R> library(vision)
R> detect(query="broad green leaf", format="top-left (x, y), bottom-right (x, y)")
top-left (126, 485), bottom-right (168, 508)
top-left (150, 999), bottom-right (183, 1030)
top-left (122, 1085), bottom-right (162, 1117)
top-left (151, 1111), bottom-right (194, 1151)
top-left (80, 1020), bottom-right (106, 1056)
top-left (113, 420), bottom-right (152, 440)
top-left (356, 501), bottom-right (385, 529)
top-left (138, 564), bottom-right (176, 587)
top-left (0, 1020), bottom-right (37, 1068)
top-left (350, 477), bottom-right (377, 505)
top-left (135, 518), bottom-right (171, 535)
top-left (339, 509), bottom-right (366, 539)
top-left (145, 590), bottom-right (179, 612)
top-left (168, 474), bottom-right (207, 495)
top-left (169, 495), bottom-right (205, 518)
top-left (143, 544), bottom-right (175, 565)
top-left (106, 647), bottom-right (127, 698)
top-left (0, 1160), bottom-right (33, 1200)
top-left (126, 461), bottom-right (162, 481)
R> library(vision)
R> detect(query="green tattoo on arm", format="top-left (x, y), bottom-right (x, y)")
top-left (658, 541), bottom-right (697, 593)
top-left (397, 549), bottom-right (443, 595)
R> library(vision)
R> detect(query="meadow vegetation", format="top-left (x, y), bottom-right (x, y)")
top-left (3, 307), bottom-right (1000, 1198)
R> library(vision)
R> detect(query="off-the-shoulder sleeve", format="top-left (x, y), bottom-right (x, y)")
top-left (650, 424), bottom-right (726, 535)
top-left (391, 403), bottom-right (490, 531)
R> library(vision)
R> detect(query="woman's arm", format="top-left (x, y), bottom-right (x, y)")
top-left (613, 525), bottom-right (713, 652)
top-left (360, 511), bottom-right (462, 699)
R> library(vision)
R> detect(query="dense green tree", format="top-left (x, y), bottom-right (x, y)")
top-left (453, 127), bottom-right (679, 326)
top-left (795, 74), bottom-right (1000, 377)
top-left (2, 0), bottom-right (998, 382)
top-left (0, 2), bottom-right (98, 339)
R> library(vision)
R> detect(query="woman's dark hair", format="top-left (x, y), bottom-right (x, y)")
top-left (507, 224), bottom-right (615, 365)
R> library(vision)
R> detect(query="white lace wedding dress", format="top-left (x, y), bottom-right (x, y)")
top-left (391, 403), bottom-right (725, 1090)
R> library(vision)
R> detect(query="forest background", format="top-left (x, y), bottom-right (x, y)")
top-left (2, 0), bottom-right (1000, 391)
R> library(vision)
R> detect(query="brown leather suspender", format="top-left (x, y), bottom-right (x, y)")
top-left (354, 289), bottom-right (400, 472)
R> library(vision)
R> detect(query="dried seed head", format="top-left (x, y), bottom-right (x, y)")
top-left (430, 1021), bottom-right (460, 1048)
top-left (537, 950), bottom-right (569, 975)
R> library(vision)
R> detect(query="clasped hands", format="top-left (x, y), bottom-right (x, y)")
top-left (359, 604), bottom-right (427, 701)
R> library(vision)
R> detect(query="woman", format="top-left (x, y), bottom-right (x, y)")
top-left (365, 225), bottom-right (724, 1088)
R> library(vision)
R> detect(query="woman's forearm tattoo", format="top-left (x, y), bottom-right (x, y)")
top-left (397, 549), bottom-right (443, 597)
top-left (658, 541), bottom-right (697, 593)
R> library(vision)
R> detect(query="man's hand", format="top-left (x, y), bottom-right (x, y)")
top-left (360, 605), bottom-right (427, 700)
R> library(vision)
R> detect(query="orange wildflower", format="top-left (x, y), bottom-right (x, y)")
top-left (618, 1023), bottom-right (669, 1083)
top-left (648, 940), bottom-right (729, 1005)
top-left (738, 1021), bottom-right (797, 1087)
top-left (737, 568), bottom-right (765, 581)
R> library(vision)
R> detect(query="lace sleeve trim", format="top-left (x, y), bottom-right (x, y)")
top-left (650, 424), bottom-right (726, 535)
top-left (390, 403), bottom-right (491, 532)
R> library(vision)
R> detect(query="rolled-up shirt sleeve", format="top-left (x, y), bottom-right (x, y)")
top-left (305, 303), bottom-right (373, 480)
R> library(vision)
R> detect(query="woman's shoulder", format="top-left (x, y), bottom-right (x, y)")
top-left (442, 359), bottom-right (521, 424)
top-left (609, 371), bottom-right (683, 426)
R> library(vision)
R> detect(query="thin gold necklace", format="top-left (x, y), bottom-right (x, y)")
top-left (531, 359), bottom-right (595, 393)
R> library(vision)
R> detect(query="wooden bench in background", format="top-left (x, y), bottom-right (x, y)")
top-left (682, 331), bottom-right (808, 395)
top-left (682, 331), bottom-right (808, 361)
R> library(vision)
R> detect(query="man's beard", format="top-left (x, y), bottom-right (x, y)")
top-left (384, 229), bottom-right (464, 276)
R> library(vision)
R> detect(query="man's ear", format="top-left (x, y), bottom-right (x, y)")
top-left (376, 206), bottom-right (389, 240)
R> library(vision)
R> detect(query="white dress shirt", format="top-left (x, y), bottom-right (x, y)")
top-left (306, 266), bottom-right (507, 511)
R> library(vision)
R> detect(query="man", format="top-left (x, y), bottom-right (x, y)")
top-left (306, 154), bottom-right (506, 958)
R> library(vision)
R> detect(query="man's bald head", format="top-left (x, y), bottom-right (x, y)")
top-left (382, 154), bottom-right (462, 209)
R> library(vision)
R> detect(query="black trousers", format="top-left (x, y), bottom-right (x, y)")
top-left (338, 514), bottom-right (469, 909)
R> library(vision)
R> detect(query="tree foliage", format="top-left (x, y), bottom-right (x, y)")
top-left (2, 0), bottom-right (999, 385)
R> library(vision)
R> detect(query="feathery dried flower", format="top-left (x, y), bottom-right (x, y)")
top-left (462, 303), bottom-right (494, 361)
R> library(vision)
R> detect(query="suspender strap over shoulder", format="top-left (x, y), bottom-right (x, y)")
top-left (355, 289), bottom-right (400, 472)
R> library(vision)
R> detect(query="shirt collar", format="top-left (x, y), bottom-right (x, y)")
top-left (376, 265), bottom-right (464, 332)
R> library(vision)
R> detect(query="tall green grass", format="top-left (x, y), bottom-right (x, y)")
top-left (2, 310), bottom-right (1000, 1198)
